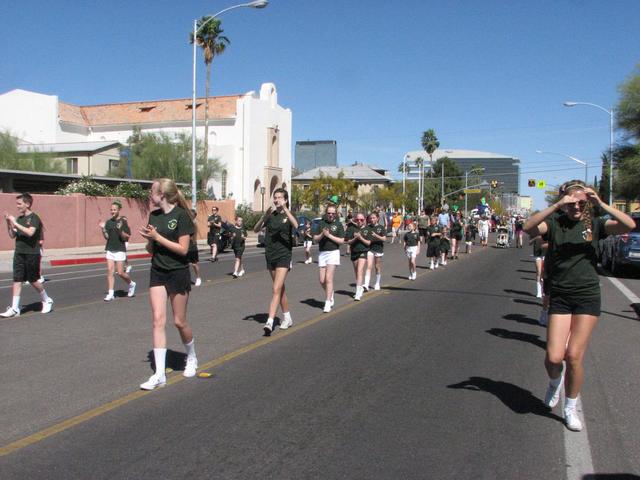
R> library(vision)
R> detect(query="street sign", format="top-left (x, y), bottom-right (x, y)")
top-left (537, 180), bottom-right (546, 189)
top-left (464, 189), bottom-right (481, 194)
top-left (545, 190), bottom-right (559, 195)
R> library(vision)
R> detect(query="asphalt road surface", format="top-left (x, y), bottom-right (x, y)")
top-left (1, 240), bottom-right (638, 479)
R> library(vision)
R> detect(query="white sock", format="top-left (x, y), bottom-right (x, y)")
top-left (565, 396), bottom-right (578, 410)
top-left (375, 274), bottom-right (381, 285)
top-left (39, 290), bottom-right (51, 302)
top-left (283, 311), bottom-right (291, 320)
top-left (108, 289), bottom-right (114, 297)
top-left (153, 348), bottom-right (167, 377)
top-left (364, 273), bottom-right (370, 287)
top-left (12, 296), bottom-right (20, 310)
top-left (184, 338), bottom-right (196, 359)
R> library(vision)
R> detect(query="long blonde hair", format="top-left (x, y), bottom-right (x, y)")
top-left (559, 179), bottom-right (593, 240)
top-left (155, 178), bottom-right (197, 236)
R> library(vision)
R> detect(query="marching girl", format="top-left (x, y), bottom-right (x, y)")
top-left (426, 216), bottom-right (442, 269)
top-left (344, 212), bottom-right (371, 300)
top-left (98, 200), bottom-right (136, 301)
top-left (230, 216), bottom-right (247, 278)
top-left (364, 211), bottom-right (387, 291)
top-left (313, 204), bottom-right (345, 313)
top-left (139, 179), bottom-right (199, 390)
top-left (253, 188), bottom-right (298, 335)
top-left (439, 227), bottom-right (450, 266)
top-left (403, 221), bottom-right (421, 280)
top-left (303, 219), bottom-right (313, 264)
top-left (478, 215), bottom-right (490, 247)
top-left (450, 211), bottom-right (464, 259)
top-left (524, 180), bottom-right (634, 431)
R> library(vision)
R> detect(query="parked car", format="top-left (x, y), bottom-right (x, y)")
top-left (601, 212), bottom-right (640, 275)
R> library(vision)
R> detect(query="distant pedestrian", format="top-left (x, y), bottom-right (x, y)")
top-left (302, 219), bottom-right (313, 264)
top-left (253, 188), bottom-right (298, 335)
top-left (403, 222), bottom-right (421, 280)
top-left (98, 200), bottom-right (136, 301)
top-left (515, 215), bottom-right (525, 248)
top-left (450, 212), bottom-right (464, 259)
top-left (207, 206), bottom-right (222, 262)
top-left (439, 227), bottom-right (450, 266)
top-left (139, 178), bottom-right (199, 390)
top-left (1, 193), bottom-right (54, 317)
top-left (524, 179), bottom-right (634, 432)
top-left (230, 216), bottom-right (247, 278)
top-left (345, 212), bottom-right (371, 300)
top-left (478, 215), bottom-right (490, 247)
top-left (418, 209), bottom-right (430, 244)
top-left (365, 211), bottom-right (387, 291)
top-left (313, 204), bottom-right (345, 313)
top-left (426, 217), bottom-right (442, 269)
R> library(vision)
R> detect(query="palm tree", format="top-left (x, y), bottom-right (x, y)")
top-left (190, 17), bottom-right (230, 167)
top-left (421, 129), bottom-right (440, 209)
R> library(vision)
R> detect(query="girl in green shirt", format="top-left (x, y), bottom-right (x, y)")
top-left (99, 200), bottom-right (136, 301)
top-left (524, 179), bottom-right (634, 432)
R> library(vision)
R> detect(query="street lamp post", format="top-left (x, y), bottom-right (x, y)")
top-left (563, 101), bottom-right (614, 205)
top-left (402, 154), bottom-right (408, 218)
top-left (191, 0), bottom-right (268, 209)
top-left (260, 186), bottom-right (266, 212)
top-left (535, 149), bottom-right (587, 183)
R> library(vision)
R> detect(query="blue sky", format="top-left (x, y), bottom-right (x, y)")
top-left (1, 0), bottom-right (639, 209)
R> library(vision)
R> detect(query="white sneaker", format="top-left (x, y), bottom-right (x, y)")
top-left (429, 263), bottom-right (434, 270)
top-left (374, 283), bottom-right (381, 291)
top-left (104, 294), bottom-right (115, 302)
top-left (232, 271), bottom-right (238, 278)
top-left (323, 301), bottom-right (332, 313)
top-left (280, 315), bottom-right (293, 330)
top-left (140, 373), bottom-right (166, 390)
top-left (435, 263), bottom-right (439, 269)
top-left (194, 277), bottom-right (202, 287)
top-left (305, 258), bottom-right (312, 264)
top-left (363, 285), bottom-right (370, 292)
top-left (408, 274), bottom-right (413, 280)
top-left (354, 287), bottom-right (363, 301)
top-left (41, 298), bottom-right (54, 314)
top-left (538, 309), bottom-right (548, 326)
top-left (238, 270), bottom-right (245, 277)
top-left (443, 261), bottom-right (447, 266)
top-left (329, 296), bottom-right (334, 307)
top-left (544, 375), bottom-right (564, 408)
top-left (38, 276), bottom-right (46, 283)
top-left (264, 318), bottom-right (274, 336)
top-left (564, 408), bottom-right (583, 431)
top-left (127, 281), bottom-right (137, 297)
top-left (0, 306), bottom-right (20, 318)
top-left (125, 265), bottom-right (133, 274)
top-left (413, 272), bottom-right (417, 280)
top-left (183, 356), bottom-right (198, 377)
top-left (536, 282), bottom-right (543, 298)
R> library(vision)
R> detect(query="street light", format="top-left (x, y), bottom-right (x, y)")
top-left (464, 167), bottom-right (484, 218)
top-left (535, 149), bottom-right (587, 183)
top-left (191, 0), bottom-right (269, 209)
top-left (260, 186), bottom-right (266, 212)
top-left (563, 101), bottom-right (614, 205)
top-left (402, 154), bottom-right (408, 218)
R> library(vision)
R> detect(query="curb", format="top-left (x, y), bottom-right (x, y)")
top-left (49, 252), bottom-right (152, 267)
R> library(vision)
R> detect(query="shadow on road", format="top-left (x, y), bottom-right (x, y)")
top-left (486, 328), bottom-right (546, 350)
top-left (513, 298), bottom-right (543, 307)
top-left (447, 376), bottom-right (562, 422)
top-left (502, 313), bottom-right (540, 326)
top-left (335, 289), bottom-right (354, 298)
top-left (300, 298), bottom-right (324, 309)
top-left (504, 288), bottom-right (535, 297)
top-left (583, 475), bottom-right (640, 480)
top-left (146, 349), bottom-right (187, 372)
top-left (242, 313), bottom-right (270, 324)
top-left (516, 269), bottom-right (536, 274)
top-left (19, 301), bottom-right (44, 314)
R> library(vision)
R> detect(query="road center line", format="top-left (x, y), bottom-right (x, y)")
top-left (561, 396), bottom-right (595, 480)
top-left (607, 276), bottom-right (640, 305)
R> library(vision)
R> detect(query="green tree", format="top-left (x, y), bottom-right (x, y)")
top-left (0, 131), bottom-right (64, 173)
top-left (428, 156), bottom-right (463, 207)
top-left (613, 144), bottom-right (640, 205)
top-left (421, 129), bottom-right (439, 176)
top-left (297, 172), bottom-right (358, 213)
top-left (191, 17), bottom-right (230, 164)
top-left (616, 64), bottom-right (640, 141)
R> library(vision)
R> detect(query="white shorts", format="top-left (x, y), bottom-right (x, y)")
top-left (406, 246), bottom-right (418, 258)
top-left (106, 251), bottom-right (127, 262)
top-left (303, 240), bottom-right (313, 248)
top-left (367, 251), bottom-right (384, 258)
top-left (318, 250), bottom-right (340, 267)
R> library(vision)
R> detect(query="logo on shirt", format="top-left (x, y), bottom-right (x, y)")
top-left (330, 225), bottom-right (337, 233)
top-left (282, 217), bottom-right (288, 224)
top-left (582, 228), bottom-right (593, 242)
top-left (168, 219), bottom-right (178, 230)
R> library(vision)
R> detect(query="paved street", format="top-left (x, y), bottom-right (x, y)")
top-left (1, 240), bottom-right (638, 479)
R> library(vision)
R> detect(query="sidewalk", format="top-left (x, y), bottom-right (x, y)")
top-left (0, 232), bottom-right (260, 273)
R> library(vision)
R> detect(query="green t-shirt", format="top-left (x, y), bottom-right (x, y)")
top-left (451, 220), bottom-right (463, 236)
top-left (104, 216), bottom-right (130, 253)
top-left (15, 212), bottom-right (42, 255)
top-left (345, 224), bottom-right (370, 255)
top-left (404, 231), bottom-right (420, 247)
top-left (208, 214), bottom-right (222, 234)
top-left (369, 224), bottom-right (386, 253)
top-left (264, 209), bottom-right (293, 262)
top-left (544, 212), bottom-right (607, 295)
top-left (148, 206), bottom-right (194, 270)
top-left (229, 225), bottom-right (247, 248)
top-left (418, 215), bottom-right (430, 229)
top-left (427, 225), bottom-right (441, 246)
top-left (314, 217), bottom-right (345, 251)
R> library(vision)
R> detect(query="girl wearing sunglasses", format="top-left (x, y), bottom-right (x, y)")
top-left (524, 179), bottom-right (634, 431)
top-left (344, 213), bottom-right (372, 301)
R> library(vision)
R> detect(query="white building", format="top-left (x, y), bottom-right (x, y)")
top-left (0, 83), bottom-right (292, 210)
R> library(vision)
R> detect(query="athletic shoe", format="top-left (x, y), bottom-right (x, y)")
top-left (183, 356), bottom-right (198, 377)
top-left (0, 306), bottom-right (20, 318)
top-left (280, 315), bottom-right (293, 330)
top-left (238, 270), bottom-right (245, 277)
top-left (125, 265), bottom-right (132, 274)
top-left (538, 309), bottom-right (548, 326)
top-left (305, 259), bottom-right (312, 264)
top-left (323, 301), bottom-right (332, 313)
top-left (38, 276), bottom-right (46, 283)
top-left (127, 281), bottom-right (137, 297)
top-left (363, 285), bottom-right (370, 292)
top-left (354, 287), bottom-right (363, 301)
top-left (232, 271), bottom-right (238, 278)
top-left (23, 280), bottom-right (30, 285)
top-left (329, 296), bottom-right (334, 307)
top-left (536, 282), bottom-right (543, 298)
top-left (544, 375), bottom-right (564, 408)
top-left (442, 260), bottom-right (447, 266)
top-left (412, 272), bottom-right (417, 280)
top-left (564, 408), bottom-right (583, 432)
top-left (104, 294), bottom-right (115, 302)
top-left (434, 263), bottom-right (439, 269)
top-left (374, 283), bottom-right (381, 291)
top-left (41, 298), bottom-right (54, 314)
top-left (140, 373), bottom-right (166, 390)
top-left (408, 274), bottom-right (413, 280)
top-left (194, 277), bottom-right (202, 287)
top-left (429, 263), bottom-right (434, 270)
top-left (264, 318), bottom-right (274, 336)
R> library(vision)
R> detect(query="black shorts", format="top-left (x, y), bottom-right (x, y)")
top-left (13, 253), bottom-right (41, 283)
top-left (187, 246), bottom-right (199, 264)
top-left (149, 267), bottom-right (191, 295)
top-left (418, 228), bottom-right (428, 240)
top-left (233, 247), bottom-right (245, 258)
top-left (266, 256), bottom-right (292, 270)
top-left (350, 251), bottom-right (368, 262)
top-left (426, 244), bottom-right (440, 257)
top-left (207, 233), bottom-right (220, 246)
top-left (548, 291), bottom-right (601, 316)
top-left (453, 234), bottom-right (463, 241)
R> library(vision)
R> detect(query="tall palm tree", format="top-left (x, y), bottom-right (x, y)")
top-left (421, 129), bottom-right (440, 209)
top-left (190, 17), bottom-right (230, 166)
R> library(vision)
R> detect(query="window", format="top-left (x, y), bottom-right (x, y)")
top-left (221, 170), bottom-right (227, 198)
top-left (66, 158), bottom-right (78, 174)
top-left (109, 159), bottom-right (120, 172)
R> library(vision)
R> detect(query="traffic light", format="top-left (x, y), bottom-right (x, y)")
top-left (490, 180), bottom-right (498, 188)
top-left (528, 179), bottom-right (536, 187)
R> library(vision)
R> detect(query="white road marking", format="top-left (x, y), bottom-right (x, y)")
top-left (607, 276), bottom-right (640, 304)
top-left (561, 395), bottom-right (595, 480)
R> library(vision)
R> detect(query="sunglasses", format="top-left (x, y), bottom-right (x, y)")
top-left (326, 212), bottom-right (336, 216)
top-left (356, 218), bottom-right (366, 222)
top-left (567, 201), bottom-right (587, 208)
